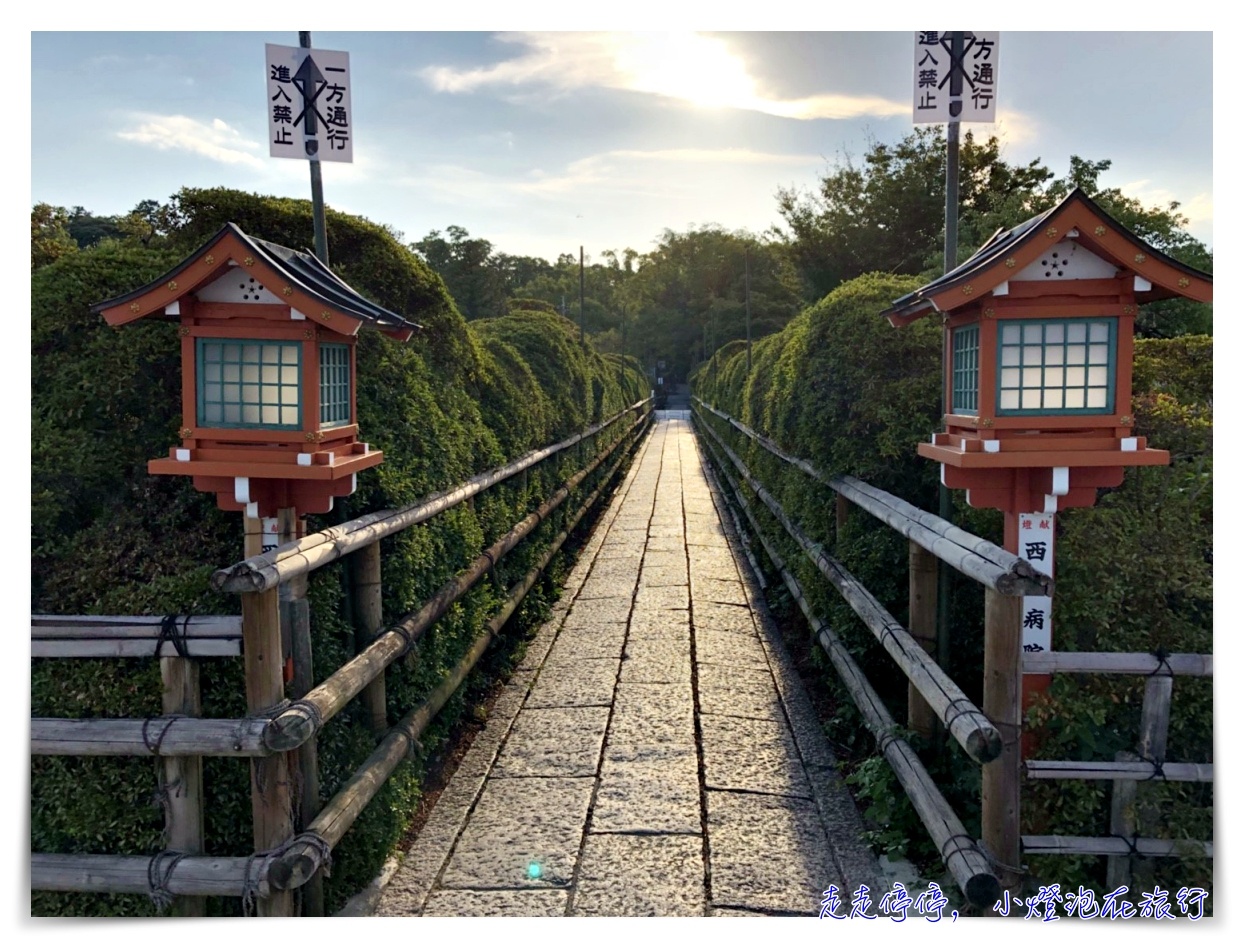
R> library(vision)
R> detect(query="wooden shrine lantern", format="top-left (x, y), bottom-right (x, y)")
top-left (883, 186), bottom-right (1210, 695)
top-left (94, 222), bottom-right (420, 518)
top-left (883, 187), bottom-right (1211, 537)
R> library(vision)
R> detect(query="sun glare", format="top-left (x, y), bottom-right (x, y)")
top-left (615, 33), bottom-right (758, 110)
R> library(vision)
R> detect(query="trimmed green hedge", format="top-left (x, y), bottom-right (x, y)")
top-left (31, 190), bottom-right (646, 916)
top-left (692, 274), bottom-right (1212, 898)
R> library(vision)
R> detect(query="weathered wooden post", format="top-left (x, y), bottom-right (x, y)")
top-left (93, 220), bottom-right (421, 916)
top-left (882, 188), bottom-right (1211, 892)
top-left (351, 541), bottom-right (387, 735)
top-left (907, 541), bottom-right (938, 740)
top-left (160, 650), bottom-right (205, 916)
top-left (982, 587), bottom-right (1022, 889)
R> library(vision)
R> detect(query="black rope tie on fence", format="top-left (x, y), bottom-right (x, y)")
top-left (1140, 755), bottom-right (1167, 781)
top-left (146, 849), bottom-right (188, 912)
top-left (1148, 645), bottom-right (1173, 677)
top-left (241, 833), bottom-right (334, 915)
top-left (156, 613), bottom-right (193, 658)
top-left (976, 838), bottom-right (1029, 881)
top-left (939, 833), bottom-right (981, 868)
top-left (142, 715), bottom-right (183, 756)
top-left (1112, 833), bottom-right (1143, 858)
top-left (942, 697), bottom-right (981, 735)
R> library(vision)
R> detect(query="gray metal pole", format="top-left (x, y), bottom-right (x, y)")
top-left (299, 32), bottom-right (329, 266)
top-left (579, 245), bottom-right (585, 344)
top-left (937, 31), bottom-right (963, 679)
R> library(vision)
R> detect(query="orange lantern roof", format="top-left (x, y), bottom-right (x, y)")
top-left (95, 221), bottom-right (421, 340)
top-left (881, 187), bottom-right (1211, 327)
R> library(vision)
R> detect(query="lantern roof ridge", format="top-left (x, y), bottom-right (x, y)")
top-left (881, 187), bottom-right (1212, 323)
top-left (92, 221), bottom-right (422, 335)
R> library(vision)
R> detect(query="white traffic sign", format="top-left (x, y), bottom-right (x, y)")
top-left (913, 32), bottom-right (998, 124)
top-left (266, 43), bottom-right (353, 163)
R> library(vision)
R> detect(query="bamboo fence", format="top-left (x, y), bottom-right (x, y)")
top-left (30, 398), bottom-right (652, 916)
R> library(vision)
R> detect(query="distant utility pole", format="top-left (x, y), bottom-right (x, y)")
top-left (298, 31), bottom-right (329, 265)
top-left (744, 246), bottom-right (752, 373)
top-left (579, 246), bottom-right (585, 344)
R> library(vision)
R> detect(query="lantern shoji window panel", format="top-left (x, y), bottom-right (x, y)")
top-left (319, 343), bottom-right (351, 427)
top-left (198, 339), bottom-right (302, 429)
top-left (997, 318), bottom-right (1115, 415)
top-left (952, 325), bottom-right (980, 414)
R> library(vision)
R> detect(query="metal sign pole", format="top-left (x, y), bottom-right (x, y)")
top-left (744, 246), bottom-right (752, 373)
top-left (579, 246), bottom-right (585, 344)
top-left (299, 31), bottom-right (330, 265)
top-left (937, 30), bottom-right (963, 676)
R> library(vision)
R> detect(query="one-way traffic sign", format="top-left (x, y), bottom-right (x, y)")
top-left (266, 43), bottom-right (353, 163)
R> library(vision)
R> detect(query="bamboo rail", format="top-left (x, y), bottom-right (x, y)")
top-left (31, 615), bottom-right (242, 659)
top-left (696, 419), bottom-right (1000, 908)
top-left (693, 398), bottom-right (1049, 597)
top-left (265, 417), bottom-right (643, 892)
top-left (31, 400), bottom-right (652, 913)
top-left (696, 405), bottom-right (1002, 764)
top-left (212, 399), bottom-right (652, 594)
top-left (1024, 760), bottom-right (1213, 782)
top-left (31, 854), bottom-right (271, 899)
top-left (260, 408), bottom-right (650, 753)
top-left (1022, 836), bottom-right (1214, 858)
top-left (30, 717), bottom-right (271, 757)
top-left (1023, 651), bottom-right (1212, 676)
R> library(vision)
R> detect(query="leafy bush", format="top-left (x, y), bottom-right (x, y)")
top-left (693, 272), bottom-right (1212, 899)
top-left (31, 189), bottom-right (646, 916)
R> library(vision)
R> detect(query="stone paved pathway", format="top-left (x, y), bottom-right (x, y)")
top-left (370, 413), bottom-right (880, 917)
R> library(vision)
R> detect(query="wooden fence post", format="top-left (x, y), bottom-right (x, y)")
top-left (982, 587), bottom-right (1022, 893)
top-left (279, 508), bottom-right (323, 916)
top-left (351, 541), bottom-right (386, 735)
top-left (1107, 674), bottom-right (1173, 891)
top-left (908, 540), bottom-right (938, 741)
top-left (160, 653), bottom-right (205, 916)
top-left (240, 517), bottom-right (295, 918)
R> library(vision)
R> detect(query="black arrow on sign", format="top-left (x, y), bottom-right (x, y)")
top-left (292, 54), bottom-right (328, 156)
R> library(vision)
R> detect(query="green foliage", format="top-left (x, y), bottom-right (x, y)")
top-left (774, 129), bottom-right (1214, 340)
top-left (692, 275), bottom-right (1212, 897)
top-left (31, 189), bottom-right (647, 916)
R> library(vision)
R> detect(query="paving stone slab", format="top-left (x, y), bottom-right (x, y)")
top-left (691, 576), bottom-right (751, 606)
top-left (619, 635), bottom-right (692, 683)
top-left (695, 626), bottom-right (770, 668)
top-left (543, 623), bottom-right (628, 664)
top-left (634, 584), bottom-right (690, 610)
top-left (638, 563), bottom-right (689, 588)
top-left (590, 743), bottom-right (701, 834)
top-left (595, 543), bottom-right (648, 561)
top-left (700, 712), bottom-right (812, 798)
top-left (608, 682), bottom-right (696, 744)
top-left (567, 597), bottom-right (635, 624)
top-left (526, 658), bottom-right (620, 708)
top-left (491, 706), bottom-right (610, 777)
top-left (423, 888), bottom-right (570, 917)
top-left (644, 536), bottom-right (687, 552)
top-left (631, 603), bottom-right (691, 633)
top-left (576, 576), bottom-right (638, 600)
top-left (572, 834), bottom-right (706, 916)
top-left (439, 776), bottom-right (595, 889)
top-left (584, 558), bottom-right (645, 582)
top-left (692, 601), bottom-right (757, 636)
top-left (706, 790), bottom-right (840, 915)
top-left (696, 664), bottom-right (783, 719)
top-left (642, 550), bottom-right (689, 570)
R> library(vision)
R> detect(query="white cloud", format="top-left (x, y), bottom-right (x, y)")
top-left (1118, 180), bottom-right (1213, 243)
top-left (420, 32), bottom-right (906, 120)
top-left (116, 114), bottom-right (264, 169)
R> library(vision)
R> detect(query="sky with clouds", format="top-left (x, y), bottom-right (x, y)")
top-left (30, 29), bottom-right (1213, 265)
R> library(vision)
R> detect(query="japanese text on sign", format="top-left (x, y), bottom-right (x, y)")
top-left (1019, 512), bottom-right (1054, 656)
top-left (266, 43), bottom-right (353, 163)
top-left (913, 32), bottom-right (998, 124)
